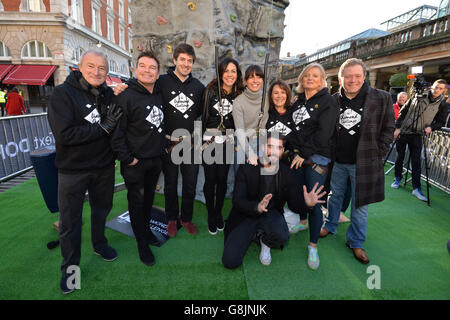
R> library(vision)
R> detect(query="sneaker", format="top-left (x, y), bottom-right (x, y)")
top-left (216, 214), bottom-right (224, 232)
top-left (60, 270), bottom-right (76, 295)
top-left (137, 244), bottom-right (155, 266)
top-left (167, 220), bottom-right (178, 237)
top-left (391, 177), bottom-right (402, 189)
top-left (181, 220), bottom-right (198, 235)
top-left (259, 239), bottom-right (272, 266)
top-left (307, 245), bottom-right (320, 270)
top-left (412, 188), bottom-right (427, 201)
top-left (208, 221), bottom-right (217, 235)
top-left (93, 245), bottom-right (117, 262)
top-left (294, 222), bottom-right (308, 232)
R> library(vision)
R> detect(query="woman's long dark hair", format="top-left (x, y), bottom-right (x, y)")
top-left (207, 57), bottom-right (244, 99)
top-left (268, 79), bottom-right (292, 112)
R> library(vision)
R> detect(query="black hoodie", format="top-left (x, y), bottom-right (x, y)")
top-left (47, 70), bottom-right (114, 173)
top-left (111, 78), bottom-right (165, 165)
top-left (290, 87), bottom-right (339, 160)
top-left (157, 67), bottom-right (205, 136)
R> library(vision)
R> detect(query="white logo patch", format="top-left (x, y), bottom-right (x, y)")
top-left (268, 122), bottom-right (292, 136)
top-left (340, 108), bottom-right (361, 130)
top-left (146, 106), bottom-right (164, 128)
top-left (84, 108), bottom-right (101, 124)
top-left (292, 106), bottom-right (310, 125)
top-left (213, 99), bottom-right (233, 116)
top-left (169, 92), bottom-right (194, 113)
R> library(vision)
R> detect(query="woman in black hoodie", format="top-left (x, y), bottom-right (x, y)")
top-left (289, 63), bottom-right (339, 270)
top-left (202, 57), bottom-right (244, 235)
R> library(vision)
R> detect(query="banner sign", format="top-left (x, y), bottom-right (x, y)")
top-left (0, 113), bottom-right (54, 182)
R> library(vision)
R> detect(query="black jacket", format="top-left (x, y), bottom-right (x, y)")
top-left (224, 163), bottom-right (311, 241)
top-left (47, 70), bottom-right (115, 173)
top-left (111, 78), bottom-right (165, 165)
top-left (202, 86), bottom-right (235, 131)
top-left (290, 87), bottom-right (339, 159)
top-left (266, 107), bottom-right (295, 138)
top-left (157, 67), bottom-right (205, 136)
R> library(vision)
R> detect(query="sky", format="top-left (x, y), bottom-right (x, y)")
top-left (280, 0), bottom-right (444, 58)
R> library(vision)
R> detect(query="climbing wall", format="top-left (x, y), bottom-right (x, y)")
top-left (131, 0), bottom-right (289, 84)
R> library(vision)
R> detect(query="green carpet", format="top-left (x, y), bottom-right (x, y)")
top-left (0, 166), bottom-right (448, 300)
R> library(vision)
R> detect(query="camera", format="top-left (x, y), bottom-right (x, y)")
top-left (408, 66), bottom-right (431, 97)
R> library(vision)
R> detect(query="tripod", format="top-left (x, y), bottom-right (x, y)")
top-left (385, 89), bottom-right (431, 206)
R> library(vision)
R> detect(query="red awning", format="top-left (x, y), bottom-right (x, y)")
top-left (106, 75), bottom-right (122, 86)
top-left (3, 65), bottom-right (58, 86)
top-left (0, 65), bottom-right (14, 81)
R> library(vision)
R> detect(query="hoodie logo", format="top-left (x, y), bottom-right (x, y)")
top-left (169, 92), bottom-right (194, 114)
top-left (146, 105), bottom-right (164, 128)
top-left (268, 121), bottom-right (292, 136)
top-left (85, 108), bottom-right (101, 124)
top-left (339, 108), bottom-right (361, 135)
top-left (213, 99), bottom-right (233, 116)
top-left (292, 106), bottom-right (310, 125)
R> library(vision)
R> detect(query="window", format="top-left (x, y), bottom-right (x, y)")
top-left (28, 0), bottom-right (42, 12)
top-left (72, 47), bottom-right (84, 62)
top-left (21, 40), bottom-right (51, 59)
top-left (128, 8), bottom-right (132, 24)
top-left (71, 0), bottom-right (83, 23)
top-left (119, 26), bottom-right (125, 48)
top-left (92, 6), bottom-right (101, 33)
top-left (119, 0), bottom-right (124, 18)
top-left (107, 17), bottom-right (115, 42)
top-left (0, 42), bottom-right (11, 58)
top-left (107, 0), bottom-right (113, 8)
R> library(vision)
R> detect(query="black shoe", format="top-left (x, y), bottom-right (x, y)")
top-left (208, 221), bottom-right (217, 235)
top-left (94, 245), bottom-right (118, 261)
top-left (138, 244), bottom-right (155, 266)
top-left (60, 271), bottom-right (75, 295)
top-left (216, 214), bottom-right (224, 232)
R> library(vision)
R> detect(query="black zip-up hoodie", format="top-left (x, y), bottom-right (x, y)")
top-left (290, 87), bottom-right (339, 159)
top-left (266, 107), bottom-right (295, 138)
top-left (202, 86), bottom-right (235, 131)
top-left (111, 78), bottom-right (166, 165)
top-left (157, 67), bottom-right (205, 136)
top-left (47, 70), bottom-right (114, 173)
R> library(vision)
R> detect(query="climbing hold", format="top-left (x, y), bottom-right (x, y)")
top-left (157, 16), bottom-right (167, 25)
top-left (187, 2), bottom-right (196, 11)
top-left (167, 45), bottom-right (173, 54)
top-left (193, 40), bottom-right (202, 48)
top-left (230, 13), bottom-right (237, 22)
top-left (258, 50), bottom-right (265, 57)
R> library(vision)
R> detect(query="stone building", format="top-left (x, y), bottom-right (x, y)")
top-left (0, 0), bottom-right (132, 112)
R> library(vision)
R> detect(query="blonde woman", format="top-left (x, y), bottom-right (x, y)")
top-left (289, 63), bottom-right (339, 270)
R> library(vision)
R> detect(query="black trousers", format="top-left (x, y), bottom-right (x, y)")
top-left (203, 162), bottom-right (230, 222)
top-left (122, 157), bottom-right (162, 246)
top-left (58, 166), bottom-right (114, 273)
top-left (0, 102), bottom-right (5, 117)
top-left (162, 152), bottom-right (199, 222)
top-left (394, 134), bottom-right (423, 189)
top-left (222, 210), bottom-right (289, 269)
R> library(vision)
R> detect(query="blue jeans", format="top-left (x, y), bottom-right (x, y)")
top-left (297, 165), bottom-right (328, 244)
top-left (324, 162), bottom-right (369, 249)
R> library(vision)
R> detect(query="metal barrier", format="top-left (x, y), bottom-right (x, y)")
top-left (0, 113), bottom-right (54, 182)
top-left (385, 128), bottom-right (450, 194)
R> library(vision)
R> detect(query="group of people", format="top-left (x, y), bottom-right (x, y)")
top-left (47, 42), bottom-right (447, 295)
top-left (0, 87), bottom-right (26, 117)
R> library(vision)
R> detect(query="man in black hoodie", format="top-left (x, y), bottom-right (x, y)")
top-left (157, 43), bottom-right (205, 237)
top-left (111, 51), bottom-right (165, 266)
top-left (47, 50), bottom-right (123, 294)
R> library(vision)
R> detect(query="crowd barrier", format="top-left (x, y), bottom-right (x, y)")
top-left (385, 128), bottom-right (450, 194)
top-left (0, 113), bottom-right (54, 182)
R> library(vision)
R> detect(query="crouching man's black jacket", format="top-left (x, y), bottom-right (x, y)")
top-left (47, 70), bottom-right (115, 173)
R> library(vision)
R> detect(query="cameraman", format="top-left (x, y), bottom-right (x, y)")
top-left (391, 79), bottom-right (448, 201)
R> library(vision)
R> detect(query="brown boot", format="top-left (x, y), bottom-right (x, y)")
top-left (319, 227), bottom-right (331, 238)
top-left (346, 243), bottom-right (370, 264)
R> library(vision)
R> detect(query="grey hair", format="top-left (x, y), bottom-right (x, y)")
top-left (79, 49), bottom-right (109, 70)
top-left (397, 91), bottom-right (408, 100)
top-left (296, 63), bottom-right (327, 93)
top-left (338, 58), bottom-right (367, 79)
